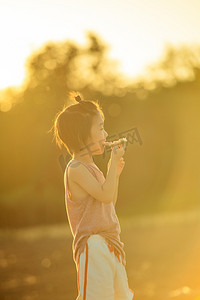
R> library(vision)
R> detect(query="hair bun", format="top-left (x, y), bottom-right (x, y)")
top-left (75, 95), bottom-right (82, 103)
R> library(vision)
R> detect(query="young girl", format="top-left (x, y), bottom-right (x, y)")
top-left (53, 92), bottom-right (134, 300)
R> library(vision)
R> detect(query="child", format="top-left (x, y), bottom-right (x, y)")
top-left (53, 91), bottom-right (134, 300)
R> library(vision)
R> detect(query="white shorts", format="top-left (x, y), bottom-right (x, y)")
top-left (75, 234), bottom-right (134, 300)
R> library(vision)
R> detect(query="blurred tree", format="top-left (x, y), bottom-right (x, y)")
top-left (0, 34), bottom-right (200, 228)
top-left (137, 43), bottom-right (200, 89)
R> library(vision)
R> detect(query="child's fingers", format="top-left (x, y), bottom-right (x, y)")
top-left (120, 157), bottom-right (125, 163)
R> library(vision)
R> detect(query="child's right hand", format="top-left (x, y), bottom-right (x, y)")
top-left (110, 139), bottom-right (126, 163)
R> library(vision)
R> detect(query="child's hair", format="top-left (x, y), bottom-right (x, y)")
top-left (50, 91), bottom-right (105, 156)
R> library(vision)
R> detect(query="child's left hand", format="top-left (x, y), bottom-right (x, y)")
top-left (107, 157), bottom-right (125, 178)
top-left (116, 157), bottom-right (125, 177)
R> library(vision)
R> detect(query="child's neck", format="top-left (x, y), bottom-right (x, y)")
top-left (72, 154), bottom-right (95, 165)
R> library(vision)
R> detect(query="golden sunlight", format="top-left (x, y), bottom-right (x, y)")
top-left (0, 0), bottom-right (200, 91)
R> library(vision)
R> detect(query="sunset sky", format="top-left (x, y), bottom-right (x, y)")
top-left (0, 0), bottom-right (200, 89)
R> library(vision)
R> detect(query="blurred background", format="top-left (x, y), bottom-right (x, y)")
top-left (0, 0), bottom-right (200, 299)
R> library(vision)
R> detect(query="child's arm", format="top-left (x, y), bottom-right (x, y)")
top-left (106, 158), bottom-right (119, 207)
top-left (102, 157), bottom-right (119, 203)
top-left (113, 176), bottom-right (119, 207)
top-left (68, 159), bottom-right (118, 204)
top-left (68, 143), bottom-right (124, 204)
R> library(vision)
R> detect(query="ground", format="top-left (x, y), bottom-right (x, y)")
top-left (0, 210), bottom-right (200, 300)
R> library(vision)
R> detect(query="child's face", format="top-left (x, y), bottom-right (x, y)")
top-left (87, 112), bottom-right (108, 155)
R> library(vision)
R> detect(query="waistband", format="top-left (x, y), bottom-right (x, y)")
top-left (87, 234), bottom-right (121, 263)
top-left (88, 234), bottom-right (107, 243)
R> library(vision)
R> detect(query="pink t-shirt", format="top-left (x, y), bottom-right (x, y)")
top-left (64, 158), bottom-right (126, 267)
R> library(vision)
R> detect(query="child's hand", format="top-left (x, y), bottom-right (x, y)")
top-left (110, 140), bottom-right (126, 163)
top-left (116, 157), bottom-right (125, 178)
top-left (107, 158), bottom-right (111, 176)
top-left (107, 157), bottom-right (125, 178)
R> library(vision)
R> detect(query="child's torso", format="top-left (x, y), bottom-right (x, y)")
top-left (68, 159), bottom-right (105, 201)
top-left (67, 159), bottom-right (104, 202)
top-left (64, 158), bottom-right (126, 267)
top-left (68, 171), bottom-right (89, 202)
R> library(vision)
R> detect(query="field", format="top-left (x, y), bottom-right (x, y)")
top-left (1, 210), bottom-right (200, 300)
